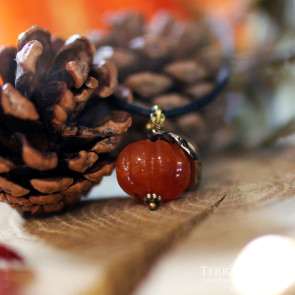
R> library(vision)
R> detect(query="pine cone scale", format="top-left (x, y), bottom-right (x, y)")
top-left (30, 177), bottom-right (74, 194)
top-left (0, 177), bottom-right (29, 197)
top-left (20, 135), bottom-right (58, 171)
top-left (66, 60), bottom-right (90, 89)
top-left (1, 83), bottom-right (40, 120)
top-left (84, 160), bottom-right (115, 182)
top-left (0, 47), bottom-right (17, 85)
top-left (66, 150), bottom-right (98, 173)
top-left (17, 26), bottom-right (53, 90)
top-left (91, 134), bottom-right (123, 153)
top-left (125, 72), bottom-right (173, 99)
top-left (64, 178), bottom-right (92, 194)
top-left (43, 202), bottom-right (64, 213)
top-left (92, 61), bottom-right (118, 98)
top-left (52, 35), bottom-right (95, 70)
top-left (7, 194), bottom-right (32, 206)
top-left (0, 157), bottom-right (15, 173)
top-left (15, 40), bottom-right (43, 96)
top-left (29, 193), bottom-right (64, 205)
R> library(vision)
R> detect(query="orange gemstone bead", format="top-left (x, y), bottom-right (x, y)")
top-left (116, 139), bottom-right (191, 200)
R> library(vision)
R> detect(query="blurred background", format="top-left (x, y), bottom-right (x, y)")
top-left (1, 0), bottom-right (295, 152)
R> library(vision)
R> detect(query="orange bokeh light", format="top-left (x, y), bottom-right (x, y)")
top-left (0, 0), bottom-right (193, 46)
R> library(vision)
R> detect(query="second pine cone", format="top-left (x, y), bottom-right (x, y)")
top-left (89, 11), bottom-right (227, 151)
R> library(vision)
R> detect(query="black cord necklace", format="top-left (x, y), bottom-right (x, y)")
top-left (113, 20), bottom-right (233, 210)
top-left (110, 65), bottom-right (229, 118)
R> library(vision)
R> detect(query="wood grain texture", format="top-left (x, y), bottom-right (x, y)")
top-left (134, 198), bottom-right (295, 295)
top-left (1, 147), bottom-right (295, 295)
top-left (134, 148), bottom-right (295, 295)
top-left (0, 176), bottom-right (224, 295)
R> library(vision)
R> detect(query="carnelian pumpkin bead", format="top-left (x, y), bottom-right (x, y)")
top-left (116, 139), bottom-right (191, 200)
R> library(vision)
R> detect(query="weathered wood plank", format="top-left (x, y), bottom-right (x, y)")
top-left (1, 148), bottom-right (295, 295)
top-left (0, 174), bottom-right (224, 295)
top-left (134, 148), bottom-right (295, 295)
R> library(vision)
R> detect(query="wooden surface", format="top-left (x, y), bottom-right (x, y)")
top-left (134, 148), bottom-right (295, 295)
top-left (1, 147), bottom-right (295, 295)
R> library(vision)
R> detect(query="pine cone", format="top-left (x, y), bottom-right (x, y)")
top-left (0, 26), bottom-right (131, 215)
top-left (90, 11), bottom-right (225, 150)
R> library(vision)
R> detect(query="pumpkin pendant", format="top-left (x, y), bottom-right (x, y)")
top-left (116, 106), bottom-right (201, 210)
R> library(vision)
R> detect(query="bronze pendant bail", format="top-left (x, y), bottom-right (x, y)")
top-left (146, 105), bottom-right (165, 134)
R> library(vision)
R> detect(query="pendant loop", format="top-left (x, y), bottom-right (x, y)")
top-left (146, 105), bottom-right (165, 133)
